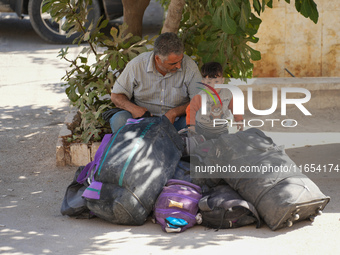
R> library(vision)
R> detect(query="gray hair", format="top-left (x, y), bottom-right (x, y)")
top-left (154, 32), bottom-right (184, 61)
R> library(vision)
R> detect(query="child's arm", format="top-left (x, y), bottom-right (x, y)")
top-left (186, 94), bottom-right (202, 129)
top-left (228, 97), bottom-right (244, 130)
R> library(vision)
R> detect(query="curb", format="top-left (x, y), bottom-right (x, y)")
top-left (56, 110), bottom-right (101, 167)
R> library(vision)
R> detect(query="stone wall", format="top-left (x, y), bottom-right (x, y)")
top-left (250, 0), bottom-right (340, 77)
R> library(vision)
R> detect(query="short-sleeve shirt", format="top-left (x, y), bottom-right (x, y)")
top-left (111, 51), bottom-right (202, 116)
top-left (187, 89), bottom-right (233, 135)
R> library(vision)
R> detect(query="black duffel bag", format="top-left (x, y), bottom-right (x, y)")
top-left (198, 184), bottom-right (261, 229)
top-left (194, 128), bottom-right (330, 230)
top-left (83, 116), bottom-right (184, 225)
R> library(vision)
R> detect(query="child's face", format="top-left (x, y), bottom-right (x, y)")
top-left (202, 76), bottom-right (224, 87)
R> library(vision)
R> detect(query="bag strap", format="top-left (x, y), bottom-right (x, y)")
top-left (199, 195), bottom-right (261, 228)
top-left (76, 161), bottom-right (94, 185)
top-left (76, 133), bottom-right (112, 184)
top-left (198, 195), bottom-right (212, 211)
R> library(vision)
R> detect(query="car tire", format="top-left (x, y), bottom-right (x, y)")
top-left (28, 0), bottom-right (102, 44)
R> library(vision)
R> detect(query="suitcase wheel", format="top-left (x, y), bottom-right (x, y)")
top-left (316, 207), bottom-right (322, 216)
top-left (285, 211), bottom-right (300, 227)
top-left (286, 219), bottom-right (293, 227)
top-left (292, 213), bottom-right (300, 221)
top-left (309, 215), bottom-right (315, 222)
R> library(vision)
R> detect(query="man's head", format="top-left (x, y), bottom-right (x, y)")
top-left (154, 32), bottom-right (184, 75)
top-left (201, 62), bottom-right (224, 87)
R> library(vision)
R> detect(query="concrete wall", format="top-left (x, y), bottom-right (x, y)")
top-left (250, 0), bottom-right (340, 77)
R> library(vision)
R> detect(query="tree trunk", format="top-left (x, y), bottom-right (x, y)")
top-left (122, 0), bottom-right (151, 37)
top-left (161, 0), bottom-right (185, 34)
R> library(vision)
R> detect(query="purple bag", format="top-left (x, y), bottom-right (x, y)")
top-left (153, 179), bottom-right (202, 233)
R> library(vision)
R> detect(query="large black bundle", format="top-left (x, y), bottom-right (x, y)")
top-left (194, 128), bottom-right (330, 230)
top-left (83, 116), bottom-right (184, 225)
top-left (199, 184), bottom-right (261, 229)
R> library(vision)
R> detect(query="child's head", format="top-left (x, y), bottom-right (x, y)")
top-left (201, 62), bottom-right (224, 86)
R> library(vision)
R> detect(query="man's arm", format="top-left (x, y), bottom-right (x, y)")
top-left (111, 93), bottom-right (149, 119)
top-left (165, 102), bottom-right (189, 124)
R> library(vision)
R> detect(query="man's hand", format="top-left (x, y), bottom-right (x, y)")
top-left (131, 106), bottom-right (150, 119)
top-left (164, 109), bottom-right (178, 124)
top-left (164, 103), bottom-right (189, 124)
top-left (111, 93), bottom-right (150, 119)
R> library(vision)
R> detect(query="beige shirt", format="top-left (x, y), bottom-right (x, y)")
top-left (112, 52), bottom-right (202, 116)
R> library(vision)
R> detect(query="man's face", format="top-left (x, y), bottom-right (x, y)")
top-left (155, 53), bottom-right (184, 75)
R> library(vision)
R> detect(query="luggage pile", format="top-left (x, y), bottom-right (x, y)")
top-left (61, 117), bottom-right (330, 232)
top-left (193, 128), bottom-right (330, 230)
top-left (62, 116), bottom-right (184, 225)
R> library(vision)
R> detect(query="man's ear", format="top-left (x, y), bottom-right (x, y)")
top-left (154, 55), bottom-right (161, 63)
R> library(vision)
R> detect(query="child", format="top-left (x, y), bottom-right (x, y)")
top-left (186, 62), bottom-right (243, 140)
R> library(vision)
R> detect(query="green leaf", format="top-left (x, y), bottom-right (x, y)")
top-left (103, 39), bottom-right (116, 47)
top-left (301, 0), bottom-right (311, 18)
top-left (68, 87), bottom-right (79, 102)
top-left (224, 0), bottom-right (241, 18)
top-left (212, 7), bottom-right (222, 28)
top-left (95, 104), bottom-right (110, 119)
top-left (267, 0), bottom-right (273, 8)
top-left (109, 52), bottom-right (118, 70)
top-left (261, 0), bottom-right (267, 12)
top-left (117, 57), bottom-right (125, 69)
top-left (80, 103), bottom-right (85, 112)
top-left (216, 49), bottom-right (225, 66)
top-left (84, 31), bottom-right (91, 41)
top-left (42, 1), bottom-right (53, 13)
top-left (253, 0), bottom-right (261, 15)
top-left (226, 39), bottom-right (233, 59)
top-left (221, 13), bottom-right (237, 34)
top-left (239, 2), bottom-right (250, 31)
top-left (80, 57), bottom-right (87, 64)
top-left (309, 0), bottom-right (319, 23)
top-left (246, 45), bottom-right (262, 61)
top-left (202, 15), bottom-right (212, 25)
top-left (80, 47), bottom-right (90, 54)
top-left (57, 47), bottom-right (69, 59)
top-left (77, 83), bottom-right (85, 95)
top-left (127, 51), bottom-right (138, 60)
top-left (295, 0), bottom-right (302, 12)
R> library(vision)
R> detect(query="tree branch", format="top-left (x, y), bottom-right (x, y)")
top-left (161, 0), bottom-right (185, 34)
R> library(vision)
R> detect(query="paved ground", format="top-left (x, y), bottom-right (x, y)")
top-left (1, 3), bottom-right (340, 255)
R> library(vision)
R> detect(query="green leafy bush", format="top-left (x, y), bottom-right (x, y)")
top-left (43, 0), bottom-right (154, 143)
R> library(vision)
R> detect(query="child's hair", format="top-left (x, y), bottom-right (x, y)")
top-left (201, 62), bottom-right (223, 78)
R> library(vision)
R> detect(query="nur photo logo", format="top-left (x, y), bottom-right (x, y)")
top-left (200, 82), bottom-right (312, 129)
